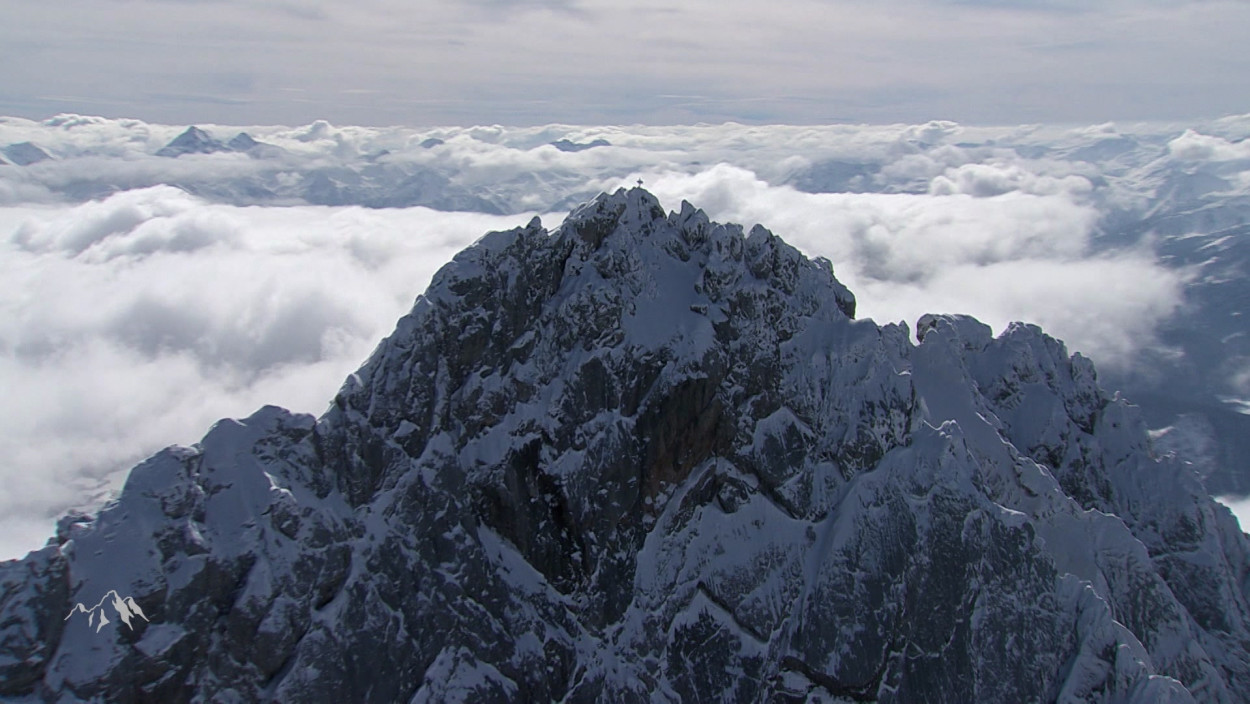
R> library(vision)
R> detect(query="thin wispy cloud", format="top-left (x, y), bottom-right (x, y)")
top-left (2, 0), bottom-right (1248, 124)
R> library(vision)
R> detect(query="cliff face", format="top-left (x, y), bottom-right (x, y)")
top-left (2, 188), bottom-right (1249, 702)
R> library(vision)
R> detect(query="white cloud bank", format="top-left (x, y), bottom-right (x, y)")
top-left (0, 188), bottom-right (543, 559)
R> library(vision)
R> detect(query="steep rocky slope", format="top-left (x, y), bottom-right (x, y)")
top-left (2, 188), bottom-right (1248, 702)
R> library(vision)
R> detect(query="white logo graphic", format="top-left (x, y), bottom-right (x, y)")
top-left (64, 590), bottom-right (149, 634)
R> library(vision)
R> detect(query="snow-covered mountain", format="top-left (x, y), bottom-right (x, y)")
top-left (2, 189), bottom-right (1248, 702)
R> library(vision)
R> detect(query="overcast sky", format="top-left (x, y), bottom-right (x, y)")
top-left (3, 0), bottom-right (1249, 126)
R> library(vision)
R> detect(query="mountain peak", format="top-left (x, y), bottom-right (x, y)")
top-left (226, 131), bottom-right (259, 151)
top-left (563, 186), bottom-right (664, 246)
top-left (156, 126), bottom-right (229, 157)
top-left (2, 141), bottom-right (52, 166)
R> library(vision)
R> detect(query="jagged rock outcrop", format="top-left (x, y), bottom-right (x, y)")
top-left (2, 188), bottom-right (1248, 702)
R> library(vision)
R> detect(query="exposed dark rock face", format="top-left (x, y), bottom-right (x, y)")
top-left (2, 188), bottom-right (1248, 702)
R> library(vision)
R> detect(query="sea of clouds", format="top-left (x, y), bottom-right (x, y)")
top-left (0, 191), bottom-right (545, 557)
top-left (1, 114), bottom-right (1247, 558)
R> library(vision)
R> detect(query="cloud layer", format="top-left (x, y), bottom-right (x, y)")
top-left (0, 188), bottom-right (540, 558)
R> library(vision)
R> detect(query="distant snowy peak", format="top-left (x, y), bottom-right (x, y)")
top-left (226, 132), bottom-right (259, 151)
top-left (156, 126), bottom-right (227, 157)
top-left (2, 141), bottom-right (52, 166)
top-left (229, 131), bottom-right (286, 158)
top-left (156, 126), bottom-right (281, 158)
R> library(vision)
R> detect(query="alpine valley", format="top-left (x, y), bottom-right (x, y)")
top-left (2, 188), bottom-right (1249, 702)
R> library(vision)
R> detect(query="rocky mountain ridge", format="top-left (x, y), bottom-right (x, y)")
top-left (1, 188), bottom-right (1248, 702)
